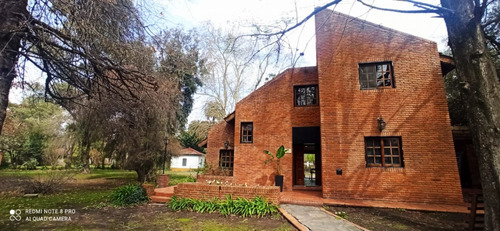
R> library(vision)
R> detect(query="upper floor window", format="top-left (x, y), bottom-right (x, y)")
top-left (359, 62), bottom-right (394, 89)
top-left (295, 85), bottom-right (318, 106)
top-left (241, 122), bottom-right (253, 143)
top-left (365, 137), bottom-right (403, 167)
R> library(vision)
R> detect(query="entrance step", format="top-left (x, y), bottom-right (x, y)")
top-left (154, 187), bottom-right (174, 197)
top-left (149, 186), bottom-right (176, 203)
top-left (292, 186), bottom-right (322, 191)
top-left (150, 195), bottom-right (171, 203)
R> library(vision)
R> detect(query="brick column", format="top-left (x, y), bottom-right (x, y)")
top-left (142, 183), bottom-right (155, 196)
top-left (157, 174), bottom-right (169, 188)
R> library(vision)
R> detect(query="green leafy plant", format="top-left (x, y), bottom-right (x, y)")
top-left (334, 211), bottom-right (348, 219)
top-left (168, 195), bottom-right (278, 217)
top-left (110, 185), bottom-right (149, 206)
top-left (23, 158), bottom-right (39, 170)
top-left (264, 145), bottom-right (288, 175)
top-left (168, 175), bottom-right (196, 186)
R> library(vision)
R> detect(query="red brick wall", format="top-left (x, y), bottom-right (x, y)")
top-left (173, 183), bottom-right (280, 205)
top-left (174, 183), bottom-right (221, 201)
top-left (205, 121), bottom-right (234, 168)
top-left (315, 10), bottom-right (463, 205)
top-left (233, 67), bottom-right (319, 191)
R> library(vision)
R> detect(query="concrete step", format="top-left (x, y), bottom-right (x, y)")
top-left (154, 187), bottom-right (175, 197)
top-left (154, 191), bottom-right (174, 197)
top-left (150, 195), bottom-right (171, 203)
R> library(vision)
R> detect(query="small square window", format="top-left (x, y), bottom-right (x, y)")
top-left (359, 62), bottom-right (395, 89)
top-left (294, 85), bottom-right (319, 106)
top-left (241, 122), bottom-right (253, 143)
top-left (365, 137), bottom-right (403, 167)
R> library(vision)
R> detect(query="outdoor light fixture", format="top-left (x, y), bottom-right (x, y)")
top-left (224, 140), bottom-right (229, 149)
top-left (377, 116), bottom-right (386, 132)
top-left (162, 136), bottom-right (168, 174)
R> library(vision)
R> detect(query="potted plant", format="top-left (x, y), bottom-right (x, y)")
top-left (264, 145), bottom-right (288, 192)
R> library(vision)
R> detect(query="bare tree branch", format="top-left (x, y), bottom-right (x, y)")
top-left (357, 0), bottom-right (451, 15)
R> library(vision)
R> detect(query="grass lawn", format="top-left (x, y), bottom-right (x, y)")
top-left (0, 168), bottom-right (295, 231)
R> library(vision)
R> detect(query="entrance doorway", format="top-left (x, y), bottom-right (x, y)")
top-left (292, 127), bottom-right (321, 188)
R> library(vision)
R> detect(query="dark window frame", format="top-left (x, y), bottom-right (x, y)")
top-left (182, 158), bottom-right (187, 167)
top-left (240, 122), bottom-right (253, 143)
top-left (219, 149), bottom-right (234, 172)
top-left (358, 61), bottom-right (395, 90)
top-left (294, 85), bottom-right (319, 107)
top-left (364, 136), bottom-right (403, 168)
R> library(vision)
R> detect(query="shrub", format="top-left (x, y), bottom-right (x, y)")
top-left (23, 170), bottom-right (75, 194)
top-left (0, 159), bottom-right (9, 169)
top-left (23, 158), bottom-right (38, 170)
top-left (168, 195), bottom-right (278, 217)
top-left (110, 185), bottom-right (149, 206)
top-left (168, 175), bottom-right (195, 186)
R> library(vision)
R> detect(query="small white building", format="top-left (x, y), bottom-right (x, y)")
top-left (170, 147), bottom-right (205, 171)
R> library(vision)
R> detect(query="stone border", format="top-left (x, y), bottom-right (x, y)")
top-left (278, 207), bottom-right (309, 231)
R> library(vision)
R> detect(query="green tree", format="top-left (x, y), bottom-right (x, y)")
top-left (177, 131), bottom-right (204, 153)
top-left (65, 28), bottom-right (204, 179)
top-left (0, 0), bottom-right (155, 136)
top-left (0, 91), bottom-right (66, 168)
top-left (188, 120), bottom-right (217, 139)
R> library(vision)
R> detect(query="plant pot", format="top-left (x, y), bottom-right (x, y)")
top-left (142, 183), bottom-right (155, 196)
top-left (275, 175), bottom-right (284, 192)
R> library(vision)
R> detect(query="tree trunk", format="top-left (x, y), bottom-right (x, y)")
top-left (80, 130), bottom-right (91, 174)
top-left (135, 168), bottom-right (146, 183)
top-left (0, 0), bottom-right (28, 136)
top-left (441, 1), bottom-right (500, 230)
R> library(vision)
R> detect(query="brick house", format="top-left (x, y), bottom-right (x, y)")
top-left (202, 10), bottom-right (463, 205)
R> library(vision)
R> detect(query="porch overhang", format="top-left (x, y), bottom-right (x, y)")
top-left (439, 53), bottom-right (455, 76)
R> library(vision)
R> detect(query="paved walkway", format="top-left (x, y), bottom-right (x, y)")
top-left (280, 204), bottom-right (364, 231)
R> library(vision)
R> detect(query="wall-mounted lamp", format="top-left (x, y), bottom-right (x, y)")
top-left (377, 116), bottom-right (386, 132)
top-left (224, 141), bottom-right (229, 149)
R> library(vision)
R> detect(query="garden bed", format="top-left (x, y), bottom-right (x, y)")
top-left (325, 205), bottom-right (468, 231)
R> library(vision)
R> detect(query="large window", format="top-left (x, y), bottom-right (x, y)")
top-left (365, 137), bottom-right (403, 167)
top-left (359, 62), bottom-right (394, 89)
top-left (294, 85), bottom-right (318, 106)
top-left (240, 122), bottom-right (253, 143)
top-left (219, 150), bottom-right (234, 170)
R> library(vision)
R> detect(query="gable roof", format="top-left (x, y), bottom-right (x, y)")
top-left (179, 147), bottom-right (205, 156)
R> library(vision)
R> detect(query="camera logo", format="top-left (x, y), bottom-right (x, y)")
top-left (9, 209), bottom-right (21, 221)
